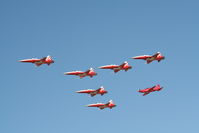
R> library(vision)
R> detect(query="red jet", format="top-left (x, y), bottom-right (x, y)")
top-left (99, 61), bottom-right (132, 73)
top-left (19, 55), bottom-right (54, 66)
top-left (76, 86), bottom-right (107, 97)
top-left (138, 85), bottom-right (163, 96)
top-left (86, 100), bottom-right (116, 110)
top-left (132, 52), bottom-right (165, 64)
top-left (64, 68), bottom-right (97, 79)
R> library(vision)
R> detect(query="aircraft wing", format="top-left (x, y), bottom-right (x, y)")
top-left (99, 106), bottom-right (105, 109)
top-left (143, 92), bottom-right (150, 96)
top-left (114, 69), bottom-right (121, 73)
top-left (152, 53), bottom-right (159, 58)
top-left (90, 93), bottom-right (97, 97)
top-left (146, 60), bottom-right (153, 64)
top-left (40, 57), bottom-right (47, 61)
top-left (35, 62), bottom-right (43, 67)
top-left (148, 86), bottom-right (156, 91)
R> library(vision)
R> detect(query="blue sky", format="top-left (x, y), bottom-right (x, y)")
top-left (0, 0), bottom-right (198, 133)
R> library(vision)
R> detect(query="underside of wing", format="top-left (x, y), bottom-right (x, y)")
top-left (99, 106), bottom-right (105, 109)
top-left (146, 60), bottom-right (153, 64)
top-left (90, 93), bottom-right (97, 97)
top-left (114, 69), bottom-right (121, 73)
top-left (35, 63), bottom-right (42, 67)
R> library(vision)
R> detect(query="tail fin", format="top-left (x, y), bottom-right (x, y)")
top-left (109, 100), bottom-right (114, 104)
top-left (156, 84), bottom-right (160, 88)
top-left (86, 68), bottom-right (94, 73)
top-left (46, 55), bottom-right (51, 59)
top-left (45, 55), bottom-right (54, 65)
top-left (46, 55), bottom-right (53, 61)
top-left (100, 86), bottom-right (104, 90)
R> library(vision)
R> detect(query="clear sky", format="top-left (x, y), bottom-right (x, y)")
top-left (0, 0), bottom-right (198, 133)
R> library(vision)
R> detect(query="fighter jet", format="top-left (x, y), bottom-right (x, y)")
top-left (76, 86), bottom-right (107, 97)
top-left (138, 84), bottom-right (163, 96)
top-left (132, 52), bottom-right (165, 64)
top-left (64, 68), bottom-right (97, 79)
top-left (98, 61), bottom-right (132, 73)
top-left (19, 55), bottom-right (54, 66)
top-left (86, 100), bottom-right (116, 109)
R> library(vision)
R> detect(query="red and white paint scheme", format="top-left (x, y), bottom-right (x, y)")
top-left (64, 68), bottom-right (97, 79)
top-left (76, 86), bottom-right (107, 97)
top-left (98, 61), bottom-right (132, 73)
top-left (138, 84), bottom-right (163, 96)
top-left (19, 55), bottom-right (54, 66)
top-left (86, 100), bottom-right (116, 110)
top-left (132, 52), bottom-right (165, 64)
